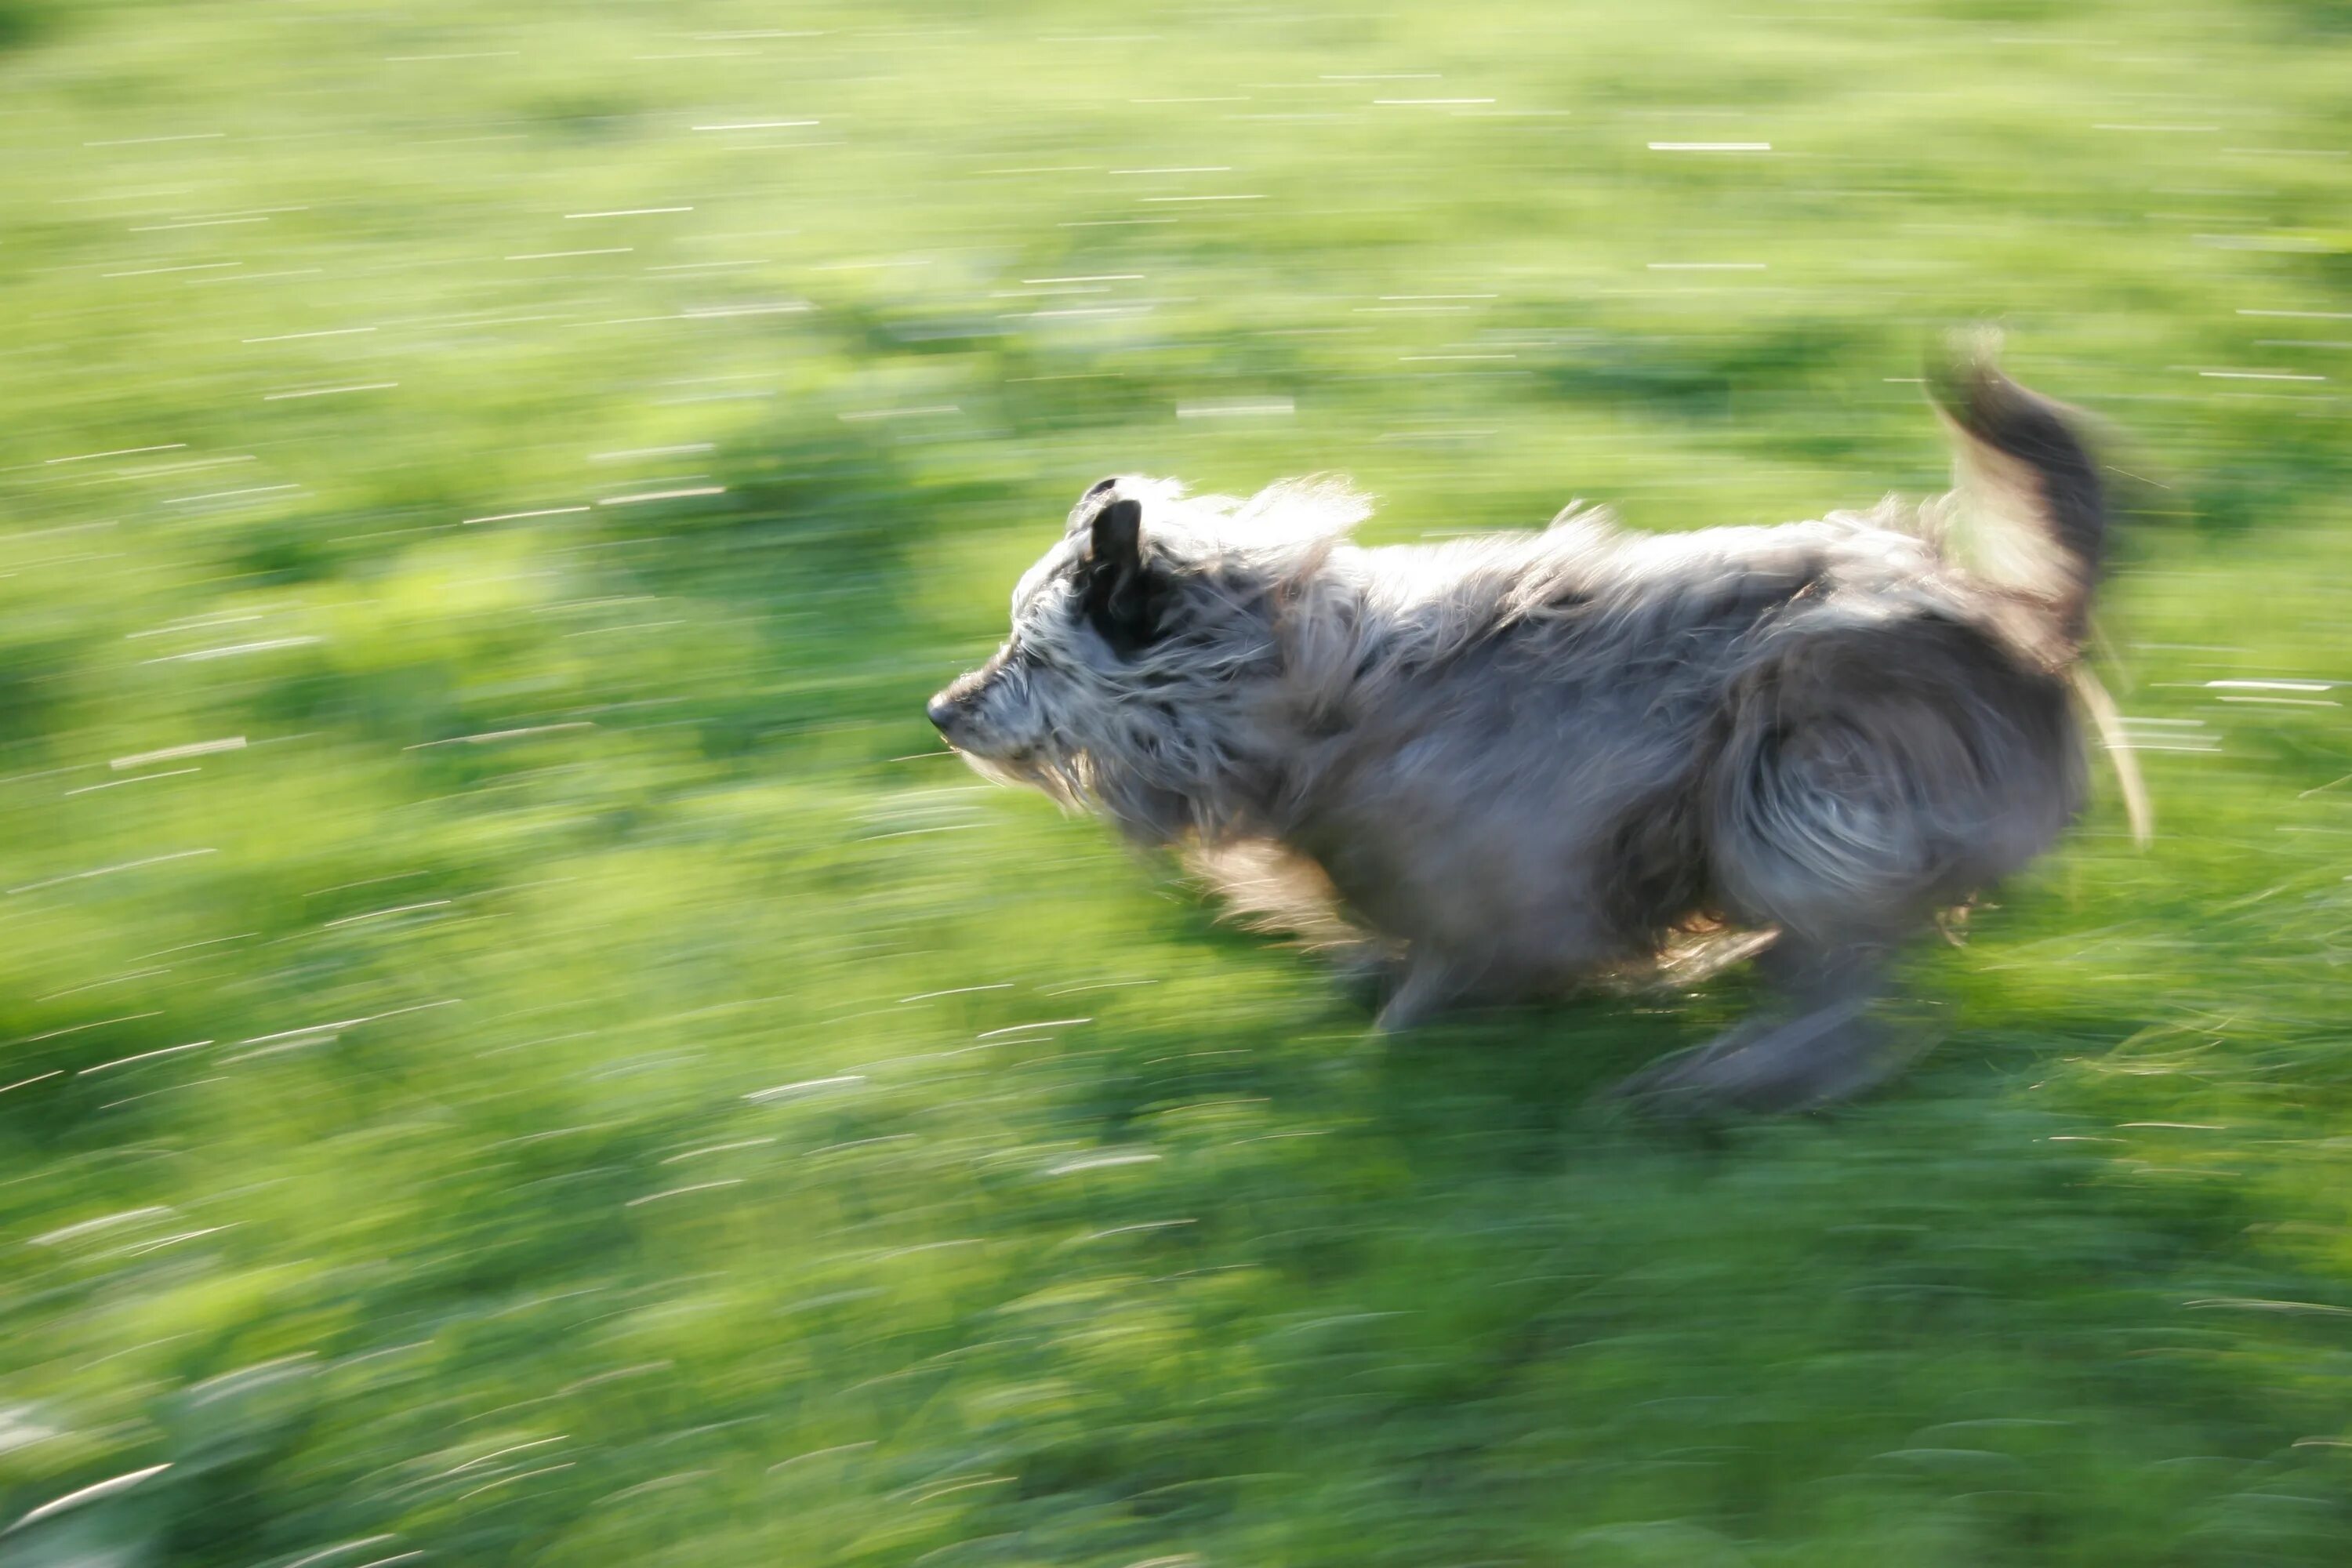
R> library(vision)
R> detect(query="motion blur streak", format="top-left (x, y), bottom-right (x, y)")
top-left (0, 1), bottom-right (2347, 1565)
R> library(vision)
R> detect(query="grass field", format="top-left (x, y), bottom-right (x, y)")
top-left (2, 1), bottom-right (2351, 1563)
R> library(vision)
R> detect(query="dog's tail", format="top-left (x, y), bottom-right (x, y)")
top-left (1926, 334), bottom-right (2106, 644)
top-left (1927, 336), bottom-right (2149, 848)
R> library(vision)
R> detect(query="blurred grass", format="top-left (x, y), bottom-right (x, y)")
top-left (1, 0), bottom-right (2350, 1563)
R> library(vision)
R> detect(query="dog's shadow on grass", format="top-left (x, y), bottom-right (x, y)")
top-left (1141, 893), bottom-right (1991, 1173)
top-left (1144, 891), bottom-right (1781, 1163)
top-left (1343, 984), bottom-right (1768, 1170)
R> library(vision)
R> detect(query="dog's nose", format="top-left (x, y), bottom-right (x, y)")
top-left (926, 691), bottom-right (960, 733)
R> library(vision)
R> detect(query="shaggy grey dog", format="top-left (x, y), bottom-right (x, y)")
top-left (927, 350), bottom-right (2118, 1111)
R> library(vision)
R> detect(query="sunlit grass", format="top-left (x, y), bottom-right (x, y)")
top-left (1, 2), bottom-right (2350, 1564)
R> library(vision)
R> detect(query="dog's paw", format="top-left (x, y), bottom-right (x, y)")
top-left (1608, 1004), bottom-right (1911, 1116)
top-left (1371, 986), bottom-right (1430, 1033)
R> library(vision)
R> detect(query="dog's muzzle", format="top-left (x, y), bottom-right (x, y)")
top-left (925, 689), bottom-right (965, 738)
top-left (927, 666), bottom-right (991, 744)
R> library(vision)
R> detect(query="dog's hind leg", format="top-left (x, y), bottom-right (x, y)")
top-left (1613, 940), bottom-right (1920, 1112)
top-left (1620, 615), bottom-right (2079, 1113)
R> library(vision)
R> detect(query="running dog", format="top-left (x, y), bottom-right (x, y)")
top-left (927, 345), bottom-right (2122, 1110)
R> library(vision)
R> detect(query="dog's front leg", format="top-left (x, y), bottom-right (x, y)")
top-left (1371, 949), bottom-right (1472, 1033)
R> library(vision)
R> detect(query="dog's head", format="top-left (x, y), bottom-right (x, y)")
top-left (925, 477), bottom-right (1189, 789)
top-left (927, 474), bottom-right (1365, 838)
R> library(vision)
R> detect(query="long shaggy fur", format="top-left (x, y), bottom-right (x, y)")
top-left (929, 349), bottom-right (2112, 1110)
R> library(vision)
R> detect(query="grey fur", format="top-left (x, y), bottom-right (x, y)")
top-left (928, 352), bottom-right (2107, 1111)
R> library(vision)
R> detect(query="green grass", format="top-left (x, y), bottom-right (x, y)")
top-left (2, 1), bottom-right (2350, 1563)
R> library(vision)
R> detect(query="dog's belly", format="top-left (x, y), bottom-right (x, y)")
top-left (1297, 722), bottom-right (1690, 986)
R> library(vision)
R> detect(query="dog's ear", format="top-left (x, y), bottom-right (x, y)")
top-left (1090, 496), bottom-right (1141, 563)
top-left (1064, 476), bottom-right (1124, 537)
top-left (1080, 497), bottom-right (1163, 655)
